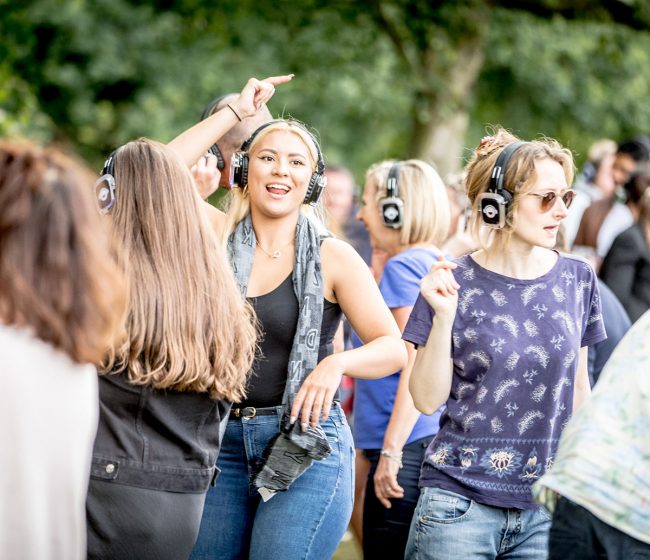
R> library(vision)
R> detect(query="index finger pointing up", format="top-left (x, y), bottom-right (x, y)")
top-left (262, 74), bottom-right (295, 86)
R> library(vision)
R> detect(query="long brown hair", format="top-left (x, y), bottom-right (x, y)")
top-left (102, 139), bottom-right (256, 401)
top-left (0, 139), bottom-right (124, 364)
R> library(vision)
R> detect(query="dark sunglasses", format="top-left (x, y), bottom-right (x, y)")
top-left (527, 190), bottom-right (576, 212)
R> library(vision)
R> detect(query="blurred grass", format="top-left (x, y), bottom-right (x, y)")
top-left (332, 530), bottom-right (362, 560)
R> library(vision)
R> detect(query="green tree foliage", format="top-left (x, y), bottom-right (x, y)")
top-left (473, 9), bottom-right (650, 163)
top-left (1, 0), bottom-right (649, 180)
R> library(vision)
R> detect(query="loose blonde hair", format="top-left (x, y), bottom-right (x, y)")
top-left (0, 139), bottom-right (124, 364)
top-left (365, 159), bottom-right (451, 246)
top-left (101, 139), bottom-right (256, 401)
top-left (465, 128), bottom-right (575, 246)
top-left (224, 119), bottom-right (327, 236)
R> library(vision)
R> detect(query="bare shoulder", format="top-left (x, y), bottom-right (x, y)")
top-left (321, 237), bottom-right (366, 269)
top-left (321, 237), bottom-right (372, 299)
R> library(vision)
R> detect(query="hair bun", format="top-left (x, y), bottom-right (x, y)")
top-left (477, 135), bottom-right (498, 157)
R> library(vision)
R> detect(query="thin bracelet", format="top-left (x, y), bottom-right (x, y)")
top-left (380, 449), bottom-right (403, 468)
top-left (226, 103), bottom-right (242, 122)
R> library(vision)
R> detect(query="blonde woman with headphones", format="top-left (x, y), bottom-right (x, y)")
top-left (354, 159), bottom-right (451, 558)
top-left (169, 76), bottom-right (408, 560)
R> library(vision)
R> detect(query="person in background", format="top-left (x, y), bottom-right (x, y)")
top-left (355, 159), bottom-right (450, 558)
top-left (192, 92), bottom-right (273, 199)
top-left (321, 162), bottom-right (373, 550)
top-left (600, 166), bottom-right (650, 323)
top-left (563, 138), bottom-right (617, 246)
top-left (556, 224), bottom-right (631, 386)
top-left (442, 171), bottom-right (476, 258)
top-left (86, 76), bottom-right (272, 559)
top-left (574, 136), bottom-right (650, 264)
top-left (0, 140), bottom-right (123, 559)
top-left (534, 310), bottom-right (650, 559)
top-left (173, 80), bottom-right (408, 558)
top-left (323, 164), bottom-right (372, 265)
top-left (404, 129), bottom-right (606, 559)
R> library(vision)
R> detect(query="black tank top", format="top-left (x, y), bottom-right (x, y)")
top-left (239, 273), bottom-right (342, 408)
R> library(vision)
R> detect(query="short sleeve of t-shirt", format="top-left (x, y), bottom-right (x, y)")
top-left (581, 268), bottom-right (608, 347)
top-left (403, 292), bottom-right (435, 348)
top-left (402, 253), bottom-right (607, 350)
top-left (380, 248), bottom-right (439, 310)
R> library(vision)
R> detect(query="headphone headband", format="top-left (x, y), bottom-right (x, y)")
top-left (199, 95), bottom-right (233, 171)
top-left (489, 141), bottom-right (525, 194)
top-left (200, 93), bottom-right (233, 121)
top-left (386, 163), bottom-right (400, 199)
top-left (379, 161), bottom-right (404, 229)
top-left (100, 149), bottom-right (118, 178)
top-left (231, 120), bottom-right (327, 205)
top-left (241, 120), bottom-right (325, 174)
top-left (478, 141), bottom-right (525, 229)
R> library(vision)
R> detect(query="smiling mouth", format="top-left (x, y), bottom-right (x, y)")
top-left (266, 184), bottom-right (290, 196)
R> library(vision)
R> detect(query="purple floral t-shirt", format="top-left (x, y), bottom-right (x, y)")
top-left (403, 252), bottom-right (607, 509)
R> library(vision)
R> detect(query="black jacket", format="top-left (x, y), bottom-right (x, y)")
top-left (90, 372), bottom-right (229, 493)
top-left (600, 223), bottom-right (650, 323)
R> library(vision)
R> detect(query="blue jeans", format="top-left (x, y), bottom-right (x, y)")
top-left (190, 403), bottom-right (354, 560)
top-left (406, 487), bottom-right (551, 560)
top-left (362, 436), bottom-right (433, 559)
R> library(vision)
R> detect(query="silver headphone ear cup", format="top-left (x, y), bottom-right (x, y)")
top-left (379, 196), bottom-right (404, 228)
top-left (229, 152), bottom-right (249, 189)
top-left (303, 173), bottom-right (326, 205)
top-left (240, 155), bottom-right (249, 188)
top-left (477, 192), bottom-right (508, 229)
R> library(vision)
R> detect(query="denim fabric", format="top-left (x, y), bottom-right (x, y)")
top-left (406, 487), bottom-right (551, 560)
top-left (549, 497), bottom-right (650, 560)
top-left (190, 403), bottom-right (354, 560)
top-left (92, 372), bottom-right (229, 492)
top-left (362, 436), bottom-right (432, 559)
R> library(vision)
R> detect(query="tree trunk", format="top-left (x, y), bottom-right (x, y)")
top-left (410, 38), bottom-right (486, 178)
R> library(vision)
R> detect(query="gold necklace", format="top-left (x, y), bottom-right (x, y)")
top-left (255, 238), bottom-right (292, 259)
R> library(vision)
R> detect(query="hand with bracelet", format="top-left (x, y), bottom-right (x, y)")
top-left (373, 447), bottom-right (405, 509)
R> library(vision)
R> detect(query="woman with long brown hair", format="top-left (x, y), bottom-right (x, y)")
top-left (85, 96), bottom-right (263, 555)
top-left (0, 139), bottom-right (123, 559)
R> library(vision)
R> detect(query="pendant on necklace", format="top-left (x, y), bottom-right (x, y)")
top-left (272, 251), bottom-right (281, 258)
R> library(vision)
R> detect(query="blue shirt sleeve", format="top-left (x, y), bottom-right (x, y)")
top-left (380, 256), bottom-right (426, 309)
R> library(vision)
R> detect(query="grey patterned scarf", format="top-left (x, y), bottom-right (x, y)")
top-left (228, 213), bottom-right (332, 496)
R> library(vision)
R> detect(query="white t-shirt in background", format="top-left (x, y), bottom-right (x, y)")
top-left (0, 324), bottom-right (99, 560)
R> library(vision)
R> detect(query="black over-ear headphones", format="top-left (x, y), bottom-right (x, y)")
top-left (379, 162), bottom-right (404, 228)
top-left (229, 120), bottom-right (327, 206)
top-left (477, 141), bottom-right (525, 229)
top-left (95, 149), bottom-right (118, 214)
top-left (200, 94), bottom-right (232, 171)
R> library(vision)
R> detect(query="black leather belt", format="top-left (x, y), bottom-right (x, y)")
top-left (229, 406), bottom-right (279, 419)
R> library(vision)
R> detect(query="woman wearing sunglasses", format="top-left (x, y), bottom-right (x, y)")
top-left (402, 128), bottom-right (607, 559)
